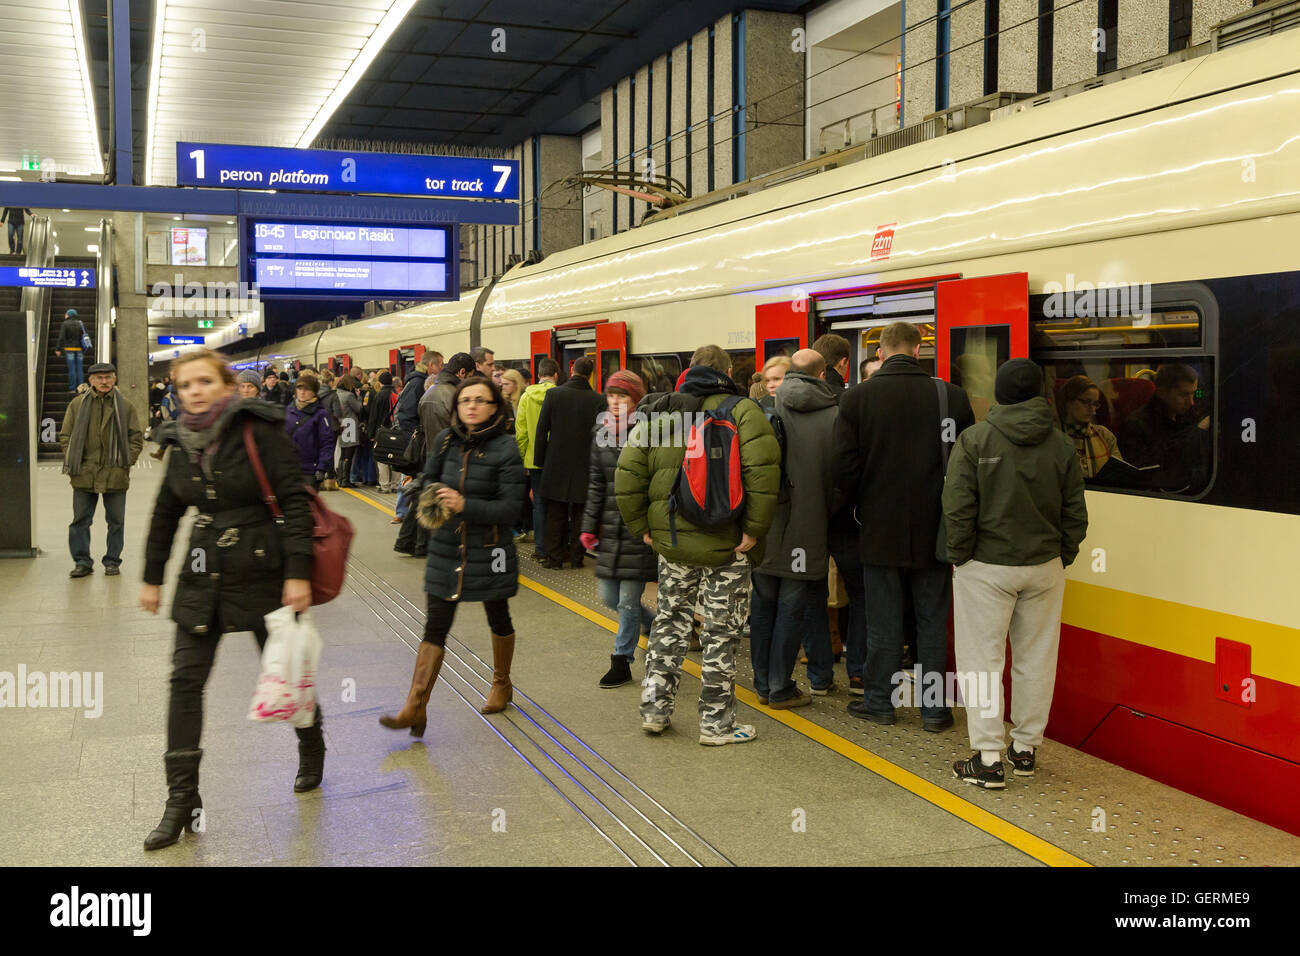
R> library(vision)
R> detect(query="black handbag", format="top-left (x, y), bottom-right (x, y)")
top-left (373, 425), bottom-right (423, 476)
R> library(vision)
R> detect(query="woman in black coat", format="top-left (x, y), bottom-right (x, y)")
top-left (367, 371), bottom-right (398, 492)
top-left (380, 375), bottom-right (527, 736)
top-left (579, 371), bottom-right (657, 688)
top-left (139, 350), bottom-right (316, 852)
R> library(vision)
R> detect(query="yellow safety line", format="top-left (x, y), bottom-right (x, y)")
top-left (338, 486), bottom-right (1088, 867)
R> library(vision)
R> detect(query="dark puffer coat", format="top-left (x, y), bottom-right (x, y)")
top-left (145, 401), bottom-right (314, 634)
top-left (419, 411), bottom-right (527, 602)
top-left (581, 413), bottom-right (656, 581)
top-left (285, 399), bottom-right (336, 476)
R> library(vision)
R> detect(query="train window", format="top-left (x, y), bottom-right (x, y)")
top-left (728, 350), bottom-right (756, 396)
top-left (1038, 357), bottom-right (1214, 496)
top-left (763, 337), bottom-right (799, 362)
top-left (1030, 299), bottom-right (1203, 351)
top-left (599, 349), bottom-right (622, 389)
top-left (627, 354), bottom-right (682, 396)
top-left (949, 325), bottom-right (1011, 421)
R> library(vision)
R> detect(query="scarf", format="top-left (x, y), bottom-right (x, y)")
top-left (1064, 421), bottom-right (1110, 478)
top-left (177, 394), bottom-right (239, 479)
top-left (295, 396), bottom-right (317, 412)
top-left (62, 388), bottom-right (130, 477)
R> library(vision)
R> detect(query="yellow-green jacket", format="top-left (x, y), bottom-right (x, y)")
top-left (515, 380), bottom-right (554, 469)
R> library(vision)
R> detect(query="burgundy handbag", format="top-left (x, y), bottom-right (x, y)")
top-left (243, 421), bottom-right (354, 605)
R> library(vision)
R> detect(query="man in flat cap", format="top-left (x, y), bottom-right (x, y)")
top-left (59, 362), bottom-right (143, 577)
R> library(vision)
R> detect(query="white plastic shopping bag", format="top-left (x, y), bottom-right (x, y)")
top-left (248, 605), bottom-right (323, 729)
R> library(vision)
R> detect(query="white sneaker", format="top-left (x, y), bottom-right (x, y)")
top-left (642, 717), bottom-right (670, 735)
top-left (699, 723), bottom-right (758, 746)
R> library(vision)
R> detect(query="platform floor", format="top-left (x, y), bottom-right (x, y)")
top-left (2, 462), bottom-right (1297, 867)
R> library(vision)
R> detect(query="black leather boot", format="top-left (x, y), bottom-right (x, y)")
top-left (294, 709), bottom-right (326, 793)
top-left (143, 749), bottom-right (203, 851)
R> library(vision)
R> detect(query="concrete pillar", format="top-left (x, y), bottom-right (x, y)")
top-left (536, 135), bottom-right (583, 257)
top-left (713, 15), bottom-right (734, 190)
top-left (670, 41), bottom-right (689, 193)
top-left (650, 53), bottom-right (668, 188)
top-left (616, 76), bottom-right (632, 230)
top-left (949, 0), bottom-right (985, 105)
top-left (633, 63), bottom-right (650, 225)
top-left (1053, 0), bottom-right (1096, 89)
top-left (1192, 0), bottom-right (1250, 44)
top-left (110, 212), bottom-right (148, 425)
top-left (459, 224), bottom-right (474, 290)
top-left (742, 9), bottom-right (805, 177)
top-left (690, 27), bottom-right (711, 196)
top-left (600, 87), bottom-right (615, 238)
top-left (998, 0), bottom-right (1039, 94)
top-left (903, 1), bottom-right (937, 126)
top-left (1117, 0), bottom-right (1167, 67)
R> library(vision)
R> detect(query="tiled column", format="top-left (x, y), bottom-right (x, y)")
top-left (1053, 0), bottom-right (1096, 89)
top-left (1118, 0), bottom-right (1167, 67)
top-left (111, 212), bottom-right (148, 425)
top-left (690, 27), bottom-right (711, 197)
top-left (903, 0), bottom-right (937, 126)
top-left (1192, 0), bottom-right (1250, 43)
top-left (670, 40), bottom-right (689, 194)
top-left (536, 135), bottom-right (583, 257)
top-left (998, 0), bottom-right (1039, 94)
top-left (713, 14), bottom-right (734, 190)
top-left (949, 0), bottom-right (985, 105)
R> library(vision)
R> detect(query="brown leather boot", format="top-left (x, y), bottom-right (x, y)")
top-left (480, 632), bottom-right (515, 714)
top-left (828, 605), bottom-right (844, 663)
top-left (379, 642), bottom-right (444, 737)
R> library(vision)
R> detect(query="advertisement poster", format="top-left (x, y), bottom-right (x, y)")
top-left (171, 227), bottom-right (207, 265)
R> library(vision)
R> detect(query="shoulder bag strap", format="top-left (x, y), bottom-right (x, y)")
top-left (242, 420), bottom-right (284, 519)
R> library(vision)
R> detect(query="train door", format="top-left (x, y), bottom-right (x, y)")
top-left (595, 322), bottom-right (627, 389)
top-left (552, 321), bottom-right (602, 384)
top-left (934, 272), bottom-right (1029, 420)
top-left (336, 354), bottom-right (352, 374)
top-left (530, 330), bottom-right (554, 383)
top-left (755, 300), bottom-right (811, 364)
top-left (389, 345), bottom-right (419, 380)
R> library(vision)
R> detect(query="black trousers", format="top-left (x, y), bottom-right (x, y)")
top-left (545, 499), bottom-right (585, 565)
top-left (423, 593), bottom-right (513, 646)
top-left (395, 498), bottom-right (428, 554)
top-left (337, 446), bottom-right (356, 482)
top-left (168, 620), bottom-right (321, 751)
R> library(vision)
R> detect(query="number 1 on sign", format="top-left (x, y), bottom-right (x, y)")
top-left (492, 165), bottom-right (511, 193)
top-left (189, 149), bottom-right (205, 179)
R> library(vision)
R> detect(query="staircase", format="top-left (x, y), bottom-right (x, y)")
top-left (38, 258), bottom-right (99, 461)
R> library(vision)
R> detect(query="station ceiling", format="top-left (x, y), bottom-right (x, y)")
top-left (55, 0), bottom-right (807, 187)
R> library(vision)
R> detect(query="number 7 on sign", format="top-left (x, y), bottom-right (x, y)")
top-left (492, 165), bottom-right (512, 193)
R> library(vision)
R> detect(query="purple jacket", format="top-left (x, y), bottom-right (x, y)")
top-left (284, 400), bottom-right (336, 476)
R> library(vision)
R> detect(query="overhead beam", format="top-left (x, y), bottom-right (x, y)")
top-left (110, 0), bottom-right (133, 184)
top-left (405, 12), bottom-right (637, 40)
top-left (0, 182), bottom-right (520, 225)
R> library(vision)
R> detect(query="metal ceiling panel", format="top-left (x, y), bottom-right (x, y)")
top-left (145, 0), bottom-right (419, 184)
top-left (0, 0), bottom-right (104, 176)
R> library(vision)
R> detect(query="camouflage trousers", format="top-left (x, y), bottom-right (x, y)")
top-left (641, 552), bottom-right (751, 735)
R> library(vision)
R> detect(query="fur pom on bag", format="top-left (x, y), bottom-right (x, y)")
top-left (417, 482), bottom-right (454, 531)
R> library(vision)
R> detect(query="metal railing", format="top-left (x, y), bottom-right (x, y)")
top-left (19, 217), bottom-right (54, 401)
top-left (96, 219), bottom-right (114, 365)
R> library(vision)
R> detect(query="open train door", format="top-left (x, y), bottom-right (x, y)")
top-left (595, 321), bottom-right (627, 390)
top-left (935, 272), bottom-right (1029, 421)
top-left (530, 329), bottom-right (554, 384)
top-left (755, 299), bottom-right (811, 362)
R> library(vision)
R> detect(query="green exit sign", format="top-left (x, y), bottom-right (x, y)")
top-left (22, 159), bottom-right (40, 170)
top-left (197, 320), bottom-right (214, 329)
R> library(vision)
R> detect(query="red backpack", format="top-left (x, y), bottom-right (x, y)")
top-left (243, 421), bottom-right (354, 605)
top-left (667, 395), bottom-right (747, 545)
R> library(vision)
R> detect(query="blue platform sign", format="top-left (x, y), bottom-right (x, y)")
top-left (0, 266), bottom-right (94, 289)
top-left (176, 142), bottom-right (520, 201)
top-left (159, 335), bottom-right (204, 346)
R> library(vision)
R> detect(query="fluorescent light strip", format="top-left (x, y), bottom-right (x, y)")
top-left (295, 0), bottom-right (418, 148)
top-left (143, 0), bottom-right (169, 185)
top-left (68, 0), bottom-right (105, 176)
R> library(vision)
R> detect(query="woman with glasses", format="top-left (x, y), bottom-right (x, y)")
top-left (380, 375), bottom-right (527, 736)
top-left (1059, 375), bottom-right (1122, 478)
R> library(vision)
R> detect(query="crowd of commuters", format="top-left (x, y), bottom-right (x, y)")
top-left (58, 319), bottom-right (1225, 850)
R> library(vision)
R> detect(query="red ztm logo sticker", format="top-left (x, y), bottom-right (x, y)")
top-left (870, 222), bottom-right (897, 261)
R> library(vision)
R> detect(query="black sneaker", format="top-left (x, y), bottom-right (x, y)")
top-left (953, 753), bottom-right (1006, 789)
top-left (1007, 742), bottom-right (1036, 776)
top-left (69, 565), bottom-right (93, 578)
top-left (103, 564), bottom-right (121, 576)
top-left (846, 699), bottom-right (896, 724)
top-left (848, 676), bottom-right (864, 696)
top-left (922, 713), bottom-right (954, 732)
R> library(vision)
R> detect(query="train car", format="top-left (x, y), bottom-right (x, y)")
top-left (231, 31), bottom-right (1300, 833)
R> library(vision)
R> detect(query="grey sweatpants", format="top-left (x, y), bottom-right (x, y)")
top-left (953, 557), bottom-right (1067, 753)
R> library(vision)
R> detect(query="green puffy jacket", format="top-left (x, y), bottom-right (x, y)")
top-left (615, 385), bottom-right (781, 568)
top-left (942, 396), bottom-right (1089, 567)
top-left (514, 380), bottom-right (554, 469)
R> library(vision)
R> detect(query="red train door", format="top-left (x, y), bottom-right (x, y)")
top-left (595, 321), bottom-right (627, 389)
top-left (935, 272), bottom-right (1029, 421)
top-left (530, 329), bottom-right (554, 383)
top-left (755, 299), bottom-right (811, 362)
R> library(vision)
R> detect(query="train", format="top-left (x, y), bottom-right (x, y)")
top-left (230, 30), bottom-right (1300, 833)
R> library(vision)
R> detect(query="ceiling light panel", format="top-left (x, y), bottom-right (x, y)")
top-left (0, 0), bottom-right (105, 176)
top-left (146, 0), bottom-right (417, 185)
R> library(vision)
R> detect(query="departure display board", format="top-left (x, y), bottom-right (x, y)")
top-left (242, 219), bottom-right (457, 301)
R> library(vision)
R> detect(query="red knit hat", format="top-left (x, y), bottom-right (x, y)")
top-left (605, 370), bottom-right (646, 405)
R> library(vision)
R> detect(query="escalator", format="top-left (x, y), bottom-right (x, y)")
top-left (38, 259), bottom-right (99, 461)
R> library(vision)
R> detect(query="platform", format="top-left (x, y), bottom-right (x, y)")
top-left (2, 462), bottom-right (1297, 867)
